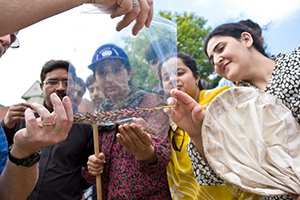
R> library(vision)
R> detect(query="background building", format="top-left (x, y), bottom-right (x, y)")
top-left (0, 80), bottom-right (43, 120)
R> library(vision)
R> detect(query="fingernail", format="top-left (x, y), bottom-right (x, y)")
top-left (63, 96), bottom-right (70, 102)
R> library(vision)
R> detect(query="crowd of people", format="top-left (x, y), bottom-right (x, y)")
top-left (0, 0), bottom-right (299, 200)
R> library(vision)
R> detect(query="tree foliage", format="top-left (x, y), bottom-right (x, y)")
top-left (123, 11), bottom-right (220, 90)
top-left (159, 11), bottom-right (217, 82)
top-left (122, 33), bottom-right (159, 90)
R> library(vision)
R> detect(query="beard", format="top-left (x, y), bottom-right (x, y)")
top-left (55, 91), bottom-right (67, 100)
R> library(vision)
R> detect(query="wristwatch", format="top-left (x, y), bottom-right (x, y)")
top-left (7, 145), bottom-right (41, 167)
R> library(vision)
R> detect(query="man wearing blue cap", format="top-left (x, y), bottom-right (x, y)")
top-left (83, 44), bottom-right (172, 199)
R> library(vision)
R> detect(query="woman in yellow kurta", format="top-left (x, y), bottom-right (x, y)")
top-left (161, 52), bottom-right (261, 200)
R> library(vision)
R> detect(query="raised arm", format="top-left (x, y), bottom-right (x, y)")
top-left (0, 93), bottom-right (73, 200)
top-left (0, 0), bottom-right (153, 36)
top-left (164, 89), bottom-right (207, 161)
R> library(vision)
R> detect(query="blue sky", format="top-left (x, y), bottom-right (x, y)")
top-left (154, 0), bottom-right (300, 55)
top-left (0, 0), bottom-right (299, 106)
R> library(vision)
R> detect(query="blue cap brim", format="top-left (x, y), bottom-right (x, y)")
top-left (88, 57), bottom-right (130, 72)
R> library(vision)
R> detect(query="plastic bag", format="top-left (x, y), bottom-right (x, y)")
top-left (66, 4), bottom-right (177, 138)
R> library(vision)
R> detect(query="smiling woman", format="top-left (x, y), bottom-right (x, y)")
top-left (160, 52), bottom-right (261, 200)
top-left (168, 21), bottom-right (300, 200)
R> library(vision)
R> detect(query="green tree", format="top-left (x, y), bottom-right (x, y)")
top-left (123, 35), bottom-right (157, 90)
top-left (160, 11), bottom-right (218, 85)
top-left (122, 14), bottom-right (178, 90)
top-left (123, 11), bottom-right (220, 89)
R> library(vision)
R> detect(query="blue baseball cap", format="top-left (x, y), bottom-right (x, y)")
top-left (88, 43), bottom-right (130, 72)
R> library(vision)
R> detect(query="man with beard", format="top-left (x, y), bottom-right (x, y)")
top-left (1, 59), bottom-right (94, 200)
top-left (85, 74), bottom-right (106, 111)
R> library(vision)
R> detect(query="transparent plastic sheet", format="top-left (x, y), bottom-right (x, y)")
top-left (67, 4), bottom-right (177, 139)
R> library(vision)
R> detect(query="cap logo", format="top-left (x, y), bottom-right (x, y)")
top-left (89, 44), bottom-right (130, 70)
top-left (101, 49), bottom-right (112, 57)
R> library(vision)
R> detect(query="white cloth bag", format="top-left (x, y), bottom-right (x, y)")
top-left (202, 87), bottom-right (300, 196)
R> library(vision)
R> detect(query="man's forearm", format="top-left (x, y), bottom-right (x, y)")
top-left (0, 0), bottom-right (85, 36)
top-left (0, 159), bottom-right (38, 200)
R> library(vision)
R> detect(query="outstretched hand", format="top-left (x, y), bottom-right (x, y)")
top-left (164, 89), bottom-right (207, 159)
top-left (12, 93), bottom-right (73, 158)
top-left (93, 0), bottom-right (153, 35)
top-left (164, 89), bottom-right (205, 139)
top-left (117, 118), bottom-right (157, 164)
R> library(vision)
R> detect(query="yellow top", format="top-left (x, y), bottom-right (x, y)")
top-left (166, 86), bottom-right (261, 200)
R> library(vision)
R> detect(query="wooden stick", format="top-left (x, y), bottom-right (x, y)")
top-left (93, 124), bottom-right (102, 200)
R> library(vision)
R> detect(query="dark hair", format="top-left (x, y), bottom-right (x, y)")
top-left (75, 77), bottom-right (86, 94)
top-left (177, 52), bottom-right (203, 90)
top-left (145, 38), bottom-right (177, 64)
top-left (40, 60), bottom-right (77, 82)
top-left (159, 52), bottom-right (203, 90)
top-left (204, 22), bottom-right (268, 58)
top-left (86, 74), bottom-right (96, 89)
top-left (238, 19), bottom-right (262, 38)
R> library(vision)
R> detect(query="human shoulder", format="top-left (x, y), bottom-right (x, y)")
top-left (200, 86), bottom-right (230, 100)
top-left (272, 46), bottom-right (300, 64)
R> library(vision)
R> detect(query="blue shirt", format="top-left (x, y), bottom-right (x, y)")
top-left (217, 78), bottom-right (235, 88)
top-left (0, 126), bottom-right (8, 174)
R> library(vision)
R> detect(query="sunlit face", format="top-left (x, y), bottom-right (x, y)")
top-left (162, 57), bottom-right (200, 101)
top-left (40, 68), bottom-right (73, 112)
top-left (206, 35), bottom-right (250, 82)
top-left (88, 81), bottom-right (106, 108)
top-left (95, 59), bottom-right (131, 103)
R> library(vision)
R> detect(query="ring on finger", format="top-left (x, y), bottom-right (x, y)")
top-left (132, 1), bottom-right (139, 7)
top-left (42, 122), bottom-right (52, 126)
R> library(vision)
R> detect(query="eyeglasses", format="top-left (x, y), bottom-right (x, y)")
top-left (171, 127), bottom-right (185, 151)
top-left (9, 33), bottom-right (20, 49)
top-left (43, 79), bottom-right (74, 87)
